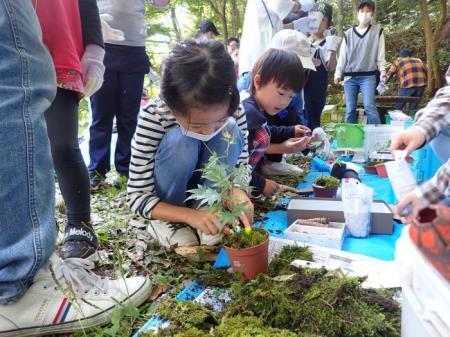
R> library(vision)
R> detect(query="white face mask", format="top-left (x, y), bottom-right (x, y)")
top-left (179, 118), bottom-right (230, 142)
top-left (357, 12), bottom-right (372, 25)
top-left (323, 29), bottom-right (332, 37)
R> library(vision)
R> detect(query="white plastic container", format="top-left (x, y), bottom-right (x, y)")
top-left (363, 125), bottom-right (404, 158)
top-left (395, 227), bottom-right (450, 337)
top-left (285, 220), bottom-right (346, 250)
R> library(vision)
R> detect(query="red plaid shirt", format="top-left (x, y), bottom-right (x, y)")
top-left (386, 57), bottom-right (427, 89)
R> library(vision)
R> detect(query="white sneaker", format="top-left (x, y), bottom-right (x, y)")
top-left (0, 254), bottom-right (151, 337)
top-left (260, 161), bottom-right (304, 176)
top-left (147, 220), bottom-right (200, 248)
top-left (147, 220), bottom-right (223, 248)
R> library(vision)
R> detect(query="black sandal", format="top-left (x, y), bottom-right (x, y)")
top-left (60, 223), bottom-right (98, 260)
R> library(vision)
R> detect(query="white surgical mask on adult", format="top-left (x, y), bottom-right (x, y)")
top-left (179, 118), bottom-right (230, 142)
top-left (357, 12), bottom-right (372, 25)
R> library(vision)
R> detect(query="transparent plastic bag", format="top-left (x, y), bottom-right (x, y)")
top-left (342, 179), bottom-right (373, 238)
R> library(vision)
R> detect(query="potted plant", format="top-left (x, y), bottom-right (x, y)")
top-left (374, 162), bottom-right (388, 178)
top-left (312, 176), bottom-right (340, 198)
top-left (187, 145), bottom-right (269, 281)
top-left (364, 161), bottom-right (380, 175)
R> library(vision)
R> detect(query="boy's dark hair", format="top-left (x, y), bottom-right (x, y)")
top-left (358, 0), bottom-right (375, 11)
top-left (161, 39), bottom-right (239, 116)
top-left (227, 37), bottom-right (240, 46)
top-left (250, 48), bottom-right (305, 95)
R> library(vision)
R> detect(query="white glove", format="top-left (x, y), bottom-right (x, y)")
top-left (81, 44), bottom-right (105, 97)
top-left (100, 14), bottom-right (125, 41)
top-left (299, 0), bottom-right (315, 12)
top-left (377, 82), bottom-right (388, 96)
top-left (293, 17), bottom-right (318, 33)
top-left (325, 36), bottom-right (342, 52)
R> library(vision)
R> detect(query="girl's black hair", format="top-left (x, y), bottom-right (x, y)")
top-left (160, 39), bottom-right (239, 116)
top-left (250, 48), bottom-right (305, 95)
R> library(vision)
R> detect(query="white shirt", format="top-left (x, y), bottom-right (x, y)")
top-left (239, 0), bottom-right (294, 75)
top-left (311, 38), bottom-right (332, 71)
top-left (334, 26), bottom-right (386, 80)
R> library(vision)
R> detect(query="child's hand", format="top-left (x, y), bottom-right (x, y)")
top-left (229, 188), bottom-right (254, 228)
top-left (185, 209), bottom-right (221, 235)
top-left (281, 137), bottom-right (311, 153)
top-left (294, 125), bottom-right (311, 137)
top-left (263, 179), bottom-right (279, 197)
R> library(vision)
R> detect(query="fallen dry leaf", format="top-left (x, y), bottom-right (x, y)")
top-left (149, 284), bottom-right (168, 301)
top-left (174, 246), bottom-right (219, 262)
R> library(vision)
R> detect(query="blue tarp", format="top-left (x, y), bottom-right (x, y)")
top-left (215, 166), bottom-right (405, 267)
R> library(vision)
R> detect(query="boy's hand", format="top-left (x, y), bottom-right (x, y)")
top-left (263, 179), bottom-right (279, 197)
top-left (185, 209), bottom-right (221, 235)
top-left (295, 125), bottom-right (311, 137)
top-left (334, 77), bottom-right (341, 85)
top-left (281, 137), bottom-right (311, 153)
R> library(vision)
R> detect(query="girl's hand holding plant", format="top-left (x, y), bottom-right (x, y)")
top-left (228, 188), bottom-right (254, 229)
top-left (185, 209), bottom-right (221, 235)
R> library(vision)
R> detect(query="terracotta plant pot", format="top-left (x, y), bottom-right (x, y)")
top-left (374, 163), bottom-right (388, 178)
top-left (224, 231), bottom-right (269, 281)
top-left (364, 162), bottom-right (378, 175)
top-left (312, 184), bottom-right (338, 198)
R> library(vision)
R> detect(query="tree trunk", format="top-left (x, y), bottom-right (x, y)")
top-left (220, 0), bottom-right (228, 41)
top-left (206, 0), bottom-right (228, 41)
top-left (352, 0), bottom-right (359, 19)
top-left (419, 0), bottom-right (446, 92)
top-left (230, 0), bottom-right (239, 38)
top-left (170, 7), bottom-right (182, 42)
top-left (336, 0), bottom-right (344, 37)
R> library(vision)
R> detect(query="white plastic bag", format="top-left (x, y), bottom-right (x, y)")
top-left (342, 179), bottom-right (373, 238)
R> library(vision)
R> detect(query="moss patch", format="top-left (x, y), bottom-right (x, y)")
top-left (222, 227), bottom-right (268, 249)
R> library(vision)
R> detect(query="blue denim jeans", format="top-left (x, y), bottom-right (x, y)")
top-left (344, 75), bottom-right (380, 124)
top-left (395, 87), bottom-right (425, 113)
top-left (154, 118), bottom-right (244, 206)
top-left (0, 0), bottom-right (57, 304)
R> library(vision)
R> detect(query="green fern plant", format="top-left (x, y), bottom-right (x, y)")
top-left (186, 130), bottom-right (251, 231)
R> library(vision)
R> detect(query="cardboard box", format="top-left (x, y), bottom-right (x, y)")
top-left (285, 220), bottom-right (346, 250)
top-left (287, 197), bottom-right (394, 235)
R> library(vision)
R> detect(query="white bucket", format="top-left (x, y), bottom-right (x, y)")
top-left (395, 227), bottom-right (450, 337)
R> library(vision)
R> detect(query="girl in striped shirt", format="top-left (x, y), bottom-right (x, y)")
top-left (127, 40), bottom-right (253, 248)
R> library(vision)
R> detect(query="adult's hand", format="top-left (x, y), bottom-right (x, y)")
top-left (395, 189), bottom-right (427, 224)
top-left (390, 128), bottom-right (426, 156)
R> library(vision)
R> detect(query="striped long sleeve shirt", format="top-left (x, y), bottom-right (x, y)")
top-left (414, 67), bottom-right (450, 204)
top-left (127, 98), bottom-right (250, 219)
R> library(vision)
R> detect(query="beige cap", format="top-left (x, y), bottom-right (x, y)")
top-left (269, 29), bottom-right (316, 71)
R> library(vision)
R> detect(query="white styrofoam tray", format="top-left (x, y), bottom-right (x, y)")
top-left (285, 220), bottom-right (346, 250)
